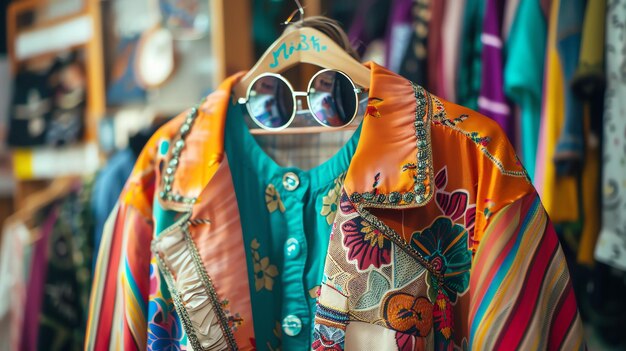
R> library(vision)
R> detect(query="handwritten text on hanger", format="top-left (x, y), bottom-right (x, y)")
top-left (269, 35), bottom-right (327, 68)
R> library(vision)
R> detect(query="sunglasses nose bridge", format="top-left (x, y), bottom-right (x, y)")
top-left (293, 91), bottom-right (308, 97)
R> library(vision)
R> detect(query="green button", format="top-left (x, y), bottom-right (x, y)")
top-left (282, 314), bottom-right (302, 336)
top-left (283, 172), bottom-right (300, 191)
top-left (284, 238), bottom-right (301, 258)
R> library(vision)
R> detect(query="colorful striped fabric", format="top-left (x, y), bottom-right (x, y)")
top-left (86, 64), bottom-right (585, 350)
top-left (470, 192), bottom-right (584, 350)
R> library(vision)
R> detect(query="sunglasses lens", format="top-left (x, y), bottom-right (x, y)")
top-left (309, 71), bottom-right (357, 127)
top-left (248, 76), bottom-right (294, 129)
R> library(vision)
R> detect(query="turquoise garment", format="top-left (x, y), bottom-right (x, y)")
top-left (146, 104), bottom-right (361, 351)
top-left (149, 139), bottom-right (189, 349)
top-left (504, 0), bottom-right (548, 179)
top-left (224, 104), bottom-right (361, 350)
top-left (457, 0), bottom-right (485, 110)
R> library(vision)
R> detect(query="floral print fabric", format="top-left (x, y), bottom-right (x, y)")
top-left (251, 239), bottom-right (279, 292)
top-left (87, 63), bottom-right (583, 351)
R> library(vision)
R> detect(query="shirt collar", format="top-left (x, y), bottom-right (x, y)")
top-left (157, 62), bottom-right (435, 211)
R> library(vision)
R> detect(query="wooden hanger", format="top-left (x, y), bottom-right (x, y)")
top-left (232, 26), bottom-right (371, 101)
top-left (4, 176), bottom-right (79, 242)
top-left (232, 2), bottom-right (370, 135)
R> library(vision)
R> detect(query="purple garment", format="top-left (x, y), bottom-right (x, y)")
top-left (478, 0), bottom-right (515, 143)
top-left (384, 0), bottom-right (414, 71)
top-left (348, 0), bottom-right (392, 58)
top-left (348, 0), bottom-right (378, 54)
top-left (19, 206), bottom-right (58, 351)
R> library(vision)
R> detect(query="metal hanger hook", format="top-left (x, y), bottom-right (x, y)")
top-left (283, 0), bottom-right (305, 25)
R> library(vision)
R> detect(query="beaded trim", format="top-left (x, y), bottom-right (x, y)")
top-left (154, 249), bottom-right (207, 351)
top-left (349, 83), bottom-right (435, 208)
top-left (189, 218), bottom-right (212, 226)
top-left (181, 223), bottom-right (238, 349)
top-left (152, 220), bottom-right (238, 351)
top-left (430, 95), bottom-right (527, 178)
top-left (158, 105), bottom-right (201, 205)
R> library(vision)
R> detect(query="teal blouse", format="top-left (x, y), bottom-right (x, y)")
top-left (223, 105), bottom-right (361, 350)
top-left (150, 99), bottom-right (364, 350)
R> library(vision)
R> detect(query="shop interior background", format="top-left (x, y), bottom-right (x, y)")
top-left (0, 0), bottom-right (625, 350)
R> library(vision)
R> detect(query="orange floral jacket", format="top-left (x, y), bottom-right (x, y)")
top-left (86, 63), bottom-right (584, 350)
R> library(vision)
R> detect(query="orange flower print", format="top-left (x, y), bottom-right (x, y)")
top-left (382, 292), bottom-right (433, 337)
top-left (365, 97), bottom-right (384, 118)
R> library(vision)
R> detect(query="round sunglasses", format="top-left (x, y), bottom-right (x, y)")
top-left (237, 69), bottom-right (366, 131)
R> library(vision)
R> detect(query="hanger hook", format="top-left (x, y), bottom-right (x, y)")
top-left (283, 0), bottom-right (305, 25)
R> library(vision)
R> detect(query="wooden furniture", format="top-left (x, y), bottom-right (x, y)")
top-left (3, 0), bottom-right (325, 210)
top-left (7, 0), bottom-right (105, 141)
top-left (6, 0), bottom-right (105, 209)
top-left (209, 0), bottom-right (254, 87)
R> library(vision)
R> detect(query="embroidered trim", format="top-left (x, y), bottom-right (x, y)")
top-left (349, 83), bottom-right (435, 208)
top-left (314, 304), bottom-right (350, 330)
top-left (356, 203), bottom-right (444, 283)
top-left (154, 250), bottom-right (207, 351)
top-left (481, 149), bottom-right (528, 177)
top-left (158, 104), bottom-right (203, 204)
top-left (189, 218), bottom-right (212, 226)
top-left (181, 224), bottom-right (238, 349)
top-left (152, 218), bottom-right (239, 351)
top-left (430, 95), bottom-right (527, 178)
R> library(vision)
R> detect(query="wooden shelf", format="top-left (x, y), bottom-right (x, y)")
top-left (6, 0), bottom-right (105, 209)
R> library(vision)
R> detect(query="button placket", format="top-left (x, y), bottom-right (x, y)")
top-left (277, 172), bottom-right (311, 349)
top-left (282, 172), bottom-right (300, 191)
top-left (284, 237), bottom-right (301, 258)
top-left (282, 314), bottom-right (302, 336)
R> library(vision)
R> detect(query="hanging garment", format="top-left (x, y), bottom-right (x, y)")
top-left (107, 36), bottom-right (147, 105)
top-left (426, 0), bottom-right (445, 96)
top-left (8, 56), bottom-right (86, 148)
top-left (347, 0), bottom-right (391, 58)
top-left (478, 0), bottom-right (515, 144)
top-left (552, 0), bottom-right (586, 176)
top-left (35, 181), bottom-right (94, 351)
top-left (8, 69), bottom-right (54, 146)
top-left (456, 0), bottom-right (485, 111)
top-left (384, 0), bottom-right (414, 73)
top-left (534, 0), bottom-right (579, 223)
top-left (20, 207), bottom-right (58, 351)
top-left (0, 222), bottom-right (31, 351)
top-left (504, 0), bottom-right (549, 180)
top-left (91, 148), bottom-right (136, 264)
top-left (578, 106), bottom-right (600, 266)
top-left (596, 0), bottom-right (626, 271)
top-left (399, 0), bottom-right (431, 87)
top-left (502, 0), bottom-right (521, 40)
top-left (86, 63), bottom-right (584, 350)
top-left (572, 0), bottom-right (606, 266)
top-left (46, 57), bottom-right (86, 147)
top-left (440, 0), bottom-right (465, 102)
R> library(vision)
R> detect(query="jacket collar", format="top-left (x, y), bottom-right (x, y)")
top-left (157, 62), bottom-right (435, 211)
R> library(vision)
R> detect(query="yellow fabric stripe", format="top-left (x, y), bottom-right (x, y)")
top-left (520, 259), bottom-right (567, 350)
top-left (474, 205), bottom-right (546, 348)
top-left (85, 205), bottom-right (118, 350)
top-left (470, 203), bottom-right (521, 317)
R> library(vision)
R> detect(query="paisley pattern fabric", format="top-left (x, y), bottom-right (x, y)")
top-left (596, 0), bottom-right (626, 271)
top-left (86, 62), bottom-right (584, 350)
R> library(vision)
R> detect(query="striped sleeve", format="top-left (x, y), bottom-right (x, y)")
top-left (468, 192), bottom-right (585, 350)
top-left (85, 194), bottom-right (154, 350)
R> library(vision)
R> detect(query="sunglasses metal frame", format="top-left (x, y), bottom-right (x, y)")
top-left (238, 68), bottom-right (366, 131)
